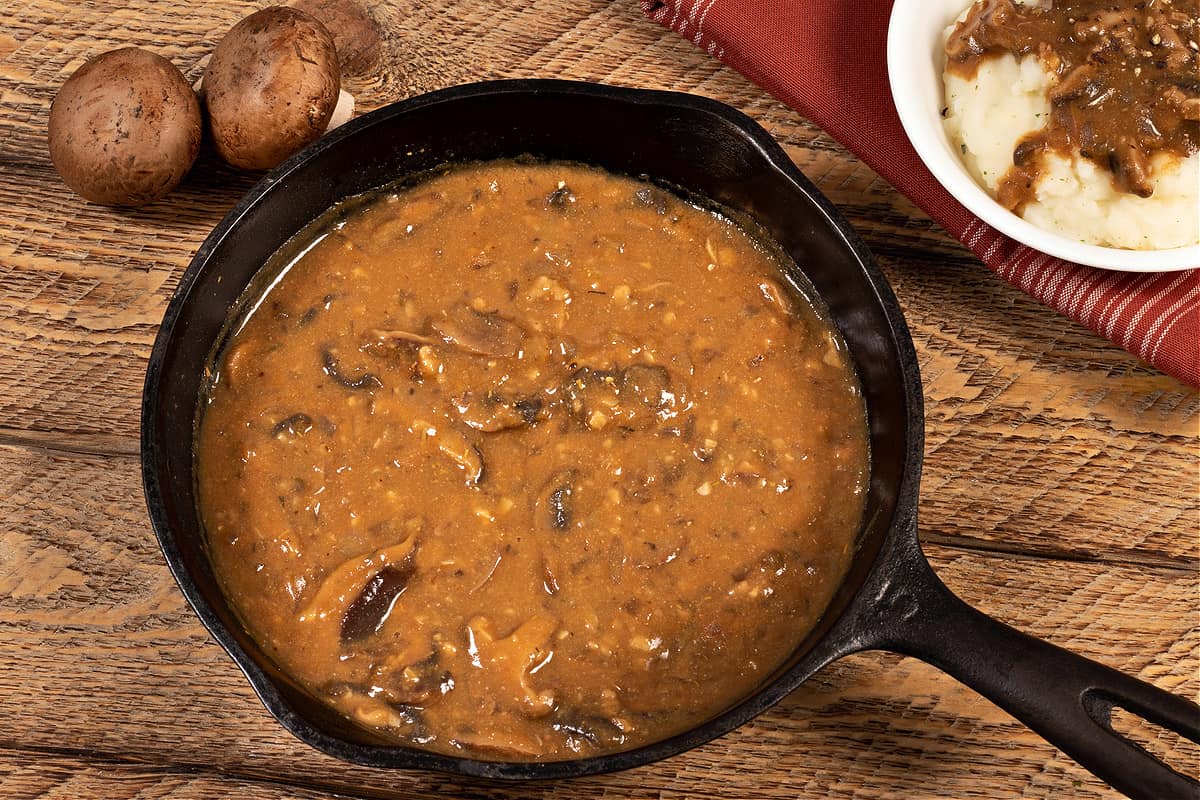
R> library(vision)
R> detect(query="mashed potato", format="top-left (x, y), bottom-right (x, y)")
top-left (941, 1), bottom-right (1200, 251)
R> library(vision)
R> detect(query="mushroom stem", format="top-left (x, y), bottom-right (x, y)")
top-left (327, 89), bottom-right (355, 131)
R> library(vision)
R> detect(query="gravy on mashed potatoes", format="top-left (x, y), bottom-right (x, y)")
top-left (943, 0), bottom-right (1199, 250)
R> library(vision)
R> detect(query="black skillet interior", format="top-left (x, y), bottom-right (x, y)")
top-left (140, 79), bottom-right (921, 778)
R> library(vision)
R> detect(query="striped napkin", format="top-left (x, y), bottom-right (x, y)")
top-left (642, 0), bottom-right (1199, 387)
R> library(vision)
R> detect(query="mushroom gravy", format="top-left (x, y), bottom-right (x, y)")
top-left (196, 161), bottom-right (869, 760)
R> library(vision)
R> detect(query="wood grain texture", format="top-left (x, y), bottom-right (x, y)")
top-left (0, 1), bottom-right (1196, 798)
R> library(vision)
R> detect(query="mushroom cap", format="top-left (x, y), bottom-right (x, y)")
top-left (203, 7), bottom-right (340, 171)
top-left (48, 47), bottom-right (202, 206)
top-left (291, 0), bottom-right (384, 79)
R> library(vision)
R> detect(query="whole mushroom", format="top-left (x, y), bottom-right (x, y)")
top-left (202, 6), bottom-right (341, 170)
top-left (290, 0), bottom-right (384, 79)
top-left (48, 47), bottom-right (202, 206)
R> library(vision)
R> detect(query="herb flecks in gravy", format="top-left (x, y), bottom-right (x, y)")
top-left (197, 161), bottom-right (868, 760)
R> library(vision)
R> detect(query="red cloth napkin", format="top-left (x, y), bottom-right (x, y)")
top-left (642, 0), bottom-right (1200, 388)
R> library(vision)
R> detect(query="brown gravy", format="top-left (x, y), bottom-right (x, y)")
top-left (196, 161), bottom-right (869, 760)
top-left (947, 0), bottom-right (1200, 210)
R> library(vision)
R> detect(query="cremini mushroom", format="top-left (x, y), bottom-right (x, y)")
top-left (202, 6), bottom-right (340, 170)
top-left (291, 0), bottom-right (384, 79)
top-left (47, 47), bottom-right (201, 206)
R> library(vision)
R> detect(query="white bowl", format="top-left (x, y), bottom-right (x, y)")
top-left (887, 0), bottom-right (1200, 273)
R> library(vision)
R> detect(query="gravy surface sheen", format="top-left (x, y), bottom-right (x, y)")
top-left (197, 161), bottom-right (869, 760)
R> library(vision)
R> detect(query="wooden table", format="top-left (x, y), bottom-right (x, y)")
top-left (1, 2), bottom-right (1196, 798)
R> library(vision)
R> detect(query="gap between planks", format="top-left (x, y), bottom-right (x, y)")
top-left (0, 427), bottom-right (140, 458)
top-left (921, 531), bottom-right (1196, 574)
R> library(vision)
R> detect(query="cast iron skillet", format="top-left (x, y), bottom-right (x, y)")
top-left (141, 80), bottom-right (1200, 798)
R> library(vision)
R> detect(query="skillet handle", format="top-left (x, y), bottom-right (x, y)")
top-left (847, 527), bottom-right (1200, 800)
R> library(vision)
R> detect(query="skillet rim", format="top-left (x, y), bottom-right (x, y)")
top-left (141, 78), bottom-right (926, 780)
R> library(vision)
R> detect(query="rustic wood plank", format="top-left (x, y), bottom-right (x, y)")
top-left (0, 443), bottom-right (1195, 799)
top-left (3, 278), bottom-right (1194, 573)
